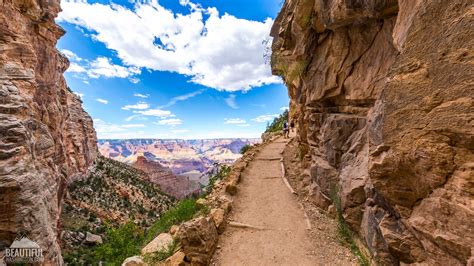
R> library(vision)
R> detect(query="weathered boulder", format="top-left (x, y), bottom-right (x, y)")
top-left (209, 208), bottom-right (226, 234)
top-left (177, 217), bottom-right (218, 265)
top-left (142, 233), bottom-right (174, 255)
top-left (272, 0), bottom-right (473, 264)
top-left (0, 0), bottom-right (97, 263)
top-left (164, 251), bottom-right (186, 266)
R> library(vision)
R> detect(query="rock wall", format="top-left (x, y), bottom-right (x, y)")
top-left (271, 0), bottom-right (473, 264)
top-left (0, 0), bottom-right (97, 263)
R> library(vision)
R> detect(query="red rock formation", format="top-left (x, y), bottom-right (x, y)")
top-left (133, 156), bottom-right (200, 199)
top-left (0, 0), bottom-right (97, 263)
top-left (272, 0), bottom-right (473, 264)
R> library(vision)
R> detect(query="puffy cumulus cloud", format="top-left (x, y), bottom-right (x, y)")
top-left (87, 57), bottom-right (141, 79)
top-left (121, 101), bottom-right (150, 110)
top-left (224, 118), bottom-right (246, 124)
top-left (96, 98), bottom-right (109, 104)
top-left (58, 0), bottom-right (280, 91)
top-left (156, 118), bottom-right (182, 126)
top-left (280, 106), bottom-right (289, 111)
top-left (252, 114), bottom-right (279, 123)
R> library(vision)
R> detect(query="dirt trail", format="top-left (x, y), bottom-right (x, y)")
top-left (212, 136), bottom-right (357, 266)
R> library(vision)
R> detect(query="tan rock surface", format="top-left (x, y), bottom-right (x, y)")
top-left (142, 233), bottom-right (174, 255)
top-left (272, 0), bottom-right (473, 264)
top-left (0, 0), bottom-right (97, 263)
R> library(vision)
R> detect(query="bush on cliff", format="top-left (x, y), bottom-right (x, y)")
top-left (265, 110), bottom-right (289, 133)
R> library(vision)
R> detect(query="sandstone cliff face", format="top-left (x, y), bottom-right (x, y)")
top-left (0, 0), bottom-right (97, 263)
top-left (271, 0), bottom-right (473, 264)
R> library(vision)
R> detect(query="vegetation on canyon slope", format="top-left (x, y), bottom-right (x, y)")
top-left (265, 109), bottom-right (289, 133)
top-left (62, 158), bottom-right (230, 265)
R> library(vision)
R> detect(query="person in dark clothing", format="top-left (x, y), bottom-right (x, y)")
top-left (283, 121), bottom-right (289, 138)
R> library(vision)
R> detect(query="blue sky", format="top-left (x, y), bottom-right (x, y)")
top-left (56, 0), bottom-right (288, 139)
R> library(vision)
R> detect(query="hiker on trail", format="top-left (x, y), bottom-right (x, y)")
top-left (283, 121), bottom-right (289, 138)
top-left (290, 120), bottom-right (295, 133)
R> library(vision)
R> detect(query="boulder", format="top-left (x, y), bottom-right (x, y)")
top-left (177, 217), bottom-right (218, 265)
top-left (209, 208), bottom-right (226, 234)
top-left (141, 233), bottom-right (173, 255)
top-left (164, 251), bottom-right (186, 266)
top-left (122, 256), bottom-right (147, 266)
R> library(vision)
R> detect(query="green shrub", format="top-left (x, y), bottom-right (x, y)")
top-left (144, 199), bottom-right (200, 244)
top-left (330, 185), bottom-right (369, 266)
top-left (265, 110), bottom-right (289, 133)
top-left (205, 164), bottom-right (231, 196)
top-left (93, 222), bottom-right (144, 265)
top-left (239, 144), bottom-right (252, 154)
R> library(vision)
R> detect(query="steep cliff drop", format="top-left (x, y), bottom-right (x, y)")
top-left (271, 0), bottom-right (473, 265)
top-left (0, 0), bottom-right (97, 264)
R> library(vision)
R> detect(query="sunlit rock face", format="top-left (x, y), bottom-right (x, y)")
top-left (271, 0), bottom-right (473, 264)
top-left (0, 0), bottom-right (97, 263)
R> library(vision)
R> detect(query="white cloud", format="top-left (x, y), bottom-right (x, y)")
top-left (61, 49), bottom-right (83, 61)
top-left (93, 119), bottom-right (146, 135)
top-left (87, 57), bottom-right (140, 79)
top-left (121, 124), bottom-right (145, 128)
top-left (237, 124), bottom-right (251, 127)
top-left (160, 90), bottom-right (204, 108)
top-left (224, 118), bottom-right (246, 124)
top-left (252, 114), bottom-right (279, 123)
top-left (134, 93), bottom-right (149, 98)
top-left (96, 98), bottom-right (109, 104)
top-left (65, 56), bottom-right (140, 81)
top-left (67, 62), bottom-right (87, 73)
top-left (156, 118), bottom-right (182, 126)
top-left (74, 92), bottom-right (84, 99)
top-left (225, 94), bottom-right (238, 109)
top-left (280, 106), bottom-right (289, 111)
top-left (121, 101), bottom-right (150, 110)
top-left (58, 0), bottom-right (281, 91)
top-left (135, 108), bottom-right (173, 118)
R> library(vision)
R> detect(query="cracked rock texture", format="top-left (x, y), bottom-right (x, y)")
top-left (0, 0), bottom-right (97, 263)
top-left (271, 0), bottom-right (473, 264)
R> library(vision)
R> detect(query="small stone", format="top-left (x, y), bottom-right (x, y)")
top-left (84, 232), bottom-right (102, 245)
top-left (169, 225), bottom-right (179, 236)
top-left (122, 256), bottom-right (147, 266)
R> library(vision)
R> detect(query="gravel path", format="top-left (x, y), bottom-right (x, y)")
top-left (211, 136), bottom-right (357, 266)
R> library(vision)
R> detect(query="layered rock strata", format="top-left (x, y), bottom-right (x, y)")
top-left (271, 0), bottom-right (473, 264)
top-left (0, 0), bottom-right (97, 263)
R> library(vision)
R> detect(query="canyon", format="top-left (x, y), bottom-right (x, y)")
top-left (98, 138), bottom-right (259, 198)
top-left (0, 0), bottom-right (473, 264)
top-left (271, 0), bottom-right (473, 264)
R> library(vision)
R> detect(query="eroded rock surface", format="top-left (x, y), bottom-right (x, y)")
top-left (271, 0), bottom-right (473, 264)
top-left (0, 0), bottom-right (97, 263)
